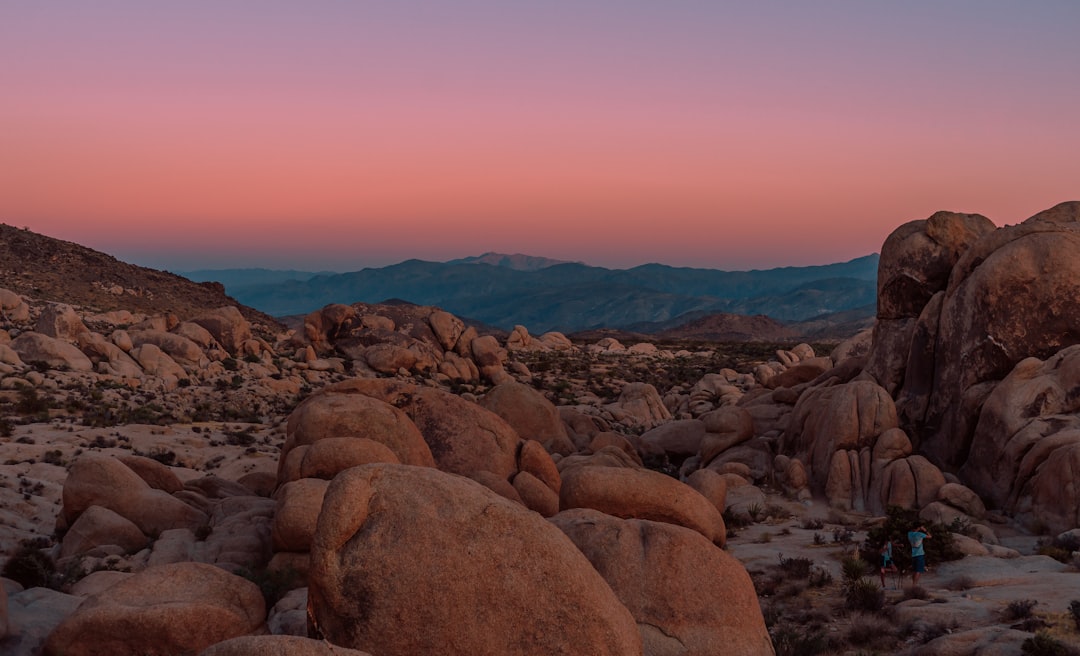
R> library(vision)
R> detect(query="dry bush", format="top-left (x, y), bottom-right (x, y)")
top-left (846, 612), bottom-right (897, 649)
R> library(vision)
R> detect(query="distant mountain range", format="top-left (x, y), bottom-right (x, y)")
top-left (183, 253), bottom-right (880, 335)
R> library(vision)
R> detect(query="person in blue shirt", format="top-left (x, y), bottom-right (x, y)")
top-left (908, 525), bottom-right (932, 586)
top-left (879, 540), bottom-right (898, 588)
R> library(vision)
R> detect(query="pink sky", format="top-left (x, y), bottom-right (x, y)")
top-left (2, 2), bottom-right (1078, 272)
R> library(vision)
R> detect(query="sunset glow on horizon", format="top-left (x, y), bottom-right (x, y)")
top-left (3, 2), bottom-right (1079, 272)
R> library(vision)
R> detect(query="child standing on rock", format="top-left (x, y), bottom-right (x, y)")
top-left (879, 540), bottom-right (898, 589)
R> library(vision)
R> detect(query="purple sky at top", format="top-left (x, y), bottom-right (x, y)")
top-left (1, 1), bottom-right (1078, 272)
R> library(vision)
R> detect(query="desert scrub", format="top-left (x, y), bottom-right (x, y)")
top-left (846, 612), bottom-right (897, 649)
top-left (1004, 599), bottom-right (1038, 621)
top-left (2, 538), bottom-right (56, 588)
top-left (845, 578), bottom-right (885, 612)
top-left (808, 565), bottom-right (833, 588)
top-left (841, 556), bottom-right (884, 612)
top-left (832, 527), bottom-right (854, 544)
top-left (777, 554), bottom-right (814, 579)
top-left (771, 627), bottom-right (831, 656)
top-left (1022, 632), bottom-right (1080, 656)
top-left (1036, 533), bottom-right (1080, 564)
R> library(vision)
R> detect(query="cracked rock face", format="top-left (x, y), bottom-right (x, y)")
top-left (551, 508), bottom-right (773, 656)
top-left (910, 211), bottom-right (1080, 470)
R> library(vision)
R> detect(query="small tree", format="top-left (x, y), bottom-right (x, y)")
top-left (863, 506), bottom-right (963, 576)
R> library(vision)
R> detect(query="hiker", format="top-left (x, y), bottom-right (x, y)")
top-left (907, 525), bottom-right (931, 586)
top-left (879, 540), bottom-right (898, 588)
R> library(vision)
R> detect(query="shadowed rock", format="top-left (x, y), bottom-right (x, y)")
top-left (43, 562), bottom-right (265, 656)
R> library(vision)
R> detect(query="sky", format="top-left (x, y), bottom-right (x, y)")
top-left (2, 1), bottom-right (1079, 273)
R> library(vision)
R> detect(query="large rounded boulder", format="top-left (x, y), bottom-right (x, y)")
top-left (43, 562), bottom-right (265, 656)
top-left (62, 454), bottom-right (208, 536)
top-left (323, 378), bottom-right (522, 480)
top-left (308, 464), bottom-right (642, 655)
top-left (479, 381), bottom-right (572, 452)
top-left (551, 509), bottom-right (773, 656)
top-left (559, 465), bottom-right (727, 546)
top-left (282, 385), bottom-right (436, 475)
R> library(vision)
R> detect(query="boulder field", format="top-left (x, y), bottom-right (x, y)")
top-left (1, 201), bottom-right (1080, 653)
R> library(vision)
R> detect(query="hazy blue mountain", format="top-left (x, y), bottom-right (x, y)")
top-left (214, 254), bottom-right (879, 334)
top-left (178, 268), bottom-right (332, 288)
top-left (447, 252), bottom-right (579, 271)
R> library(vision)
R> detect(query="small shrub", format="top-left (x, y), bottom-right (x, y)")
top-left (144, 447), bottom-right (177, 466)
top-left (1022, 632), bottom-right (1080, 656)
top-left (0, 417), bottom-right (13, 437)
top-left (1006, 599), bottom-right (1038, 621)
top-left (88, 435), bottom-right (118, 449)
top-left (1037, 533), bottom-right (1080, 564)
top-left (16, 388), bottom-right (52, 416)
top-left (746, 503), bottom-right (763, 522)
top-left (42, 449), bottom-right (65, 466)
top-left (808, 566), bottom-right (833, 588)
top-left (833, 527), bottom-right (854, 544)
top-left (2, 540), bottom-right (56, 588)
top-left (225, 429), bottom-right (256, 446)
top-left (846, 612), bottom-right (896, 647)
top-left (222, 357), bottom-right (239, 371)
top-left (772, 627), bottom-right (829, 656)
top-left (777, 554), bottom-right (814, 579)
top-left (845, 578), bottom-right (885, 612)
top-left (1069, 599), bottom-right (1080, 631)
top-left (841, 556), bottom-right (869, 584)
top-left (801, 517), bottom-right (824, 530)
top-left (758, 532), bottom-right (773, 544)
top-left (812, 532), bottom-right (826, 546)
top-left (1013, 616), bottom-right (1051, 632)
top-left (765, 504), bottom-right (792, 520)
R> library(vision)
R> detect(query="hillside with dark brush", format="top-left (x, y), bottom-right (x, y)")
top-left (0, 224), bottom-right (281, 329)
top-left (217, 254), bottom-right (879, 333)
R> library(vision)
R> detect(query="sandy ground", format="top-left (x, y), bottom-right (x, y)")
top-left (726, 492), bottom-right (1080, 654)
top-left (0, 420), bottom-right (281, 556)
